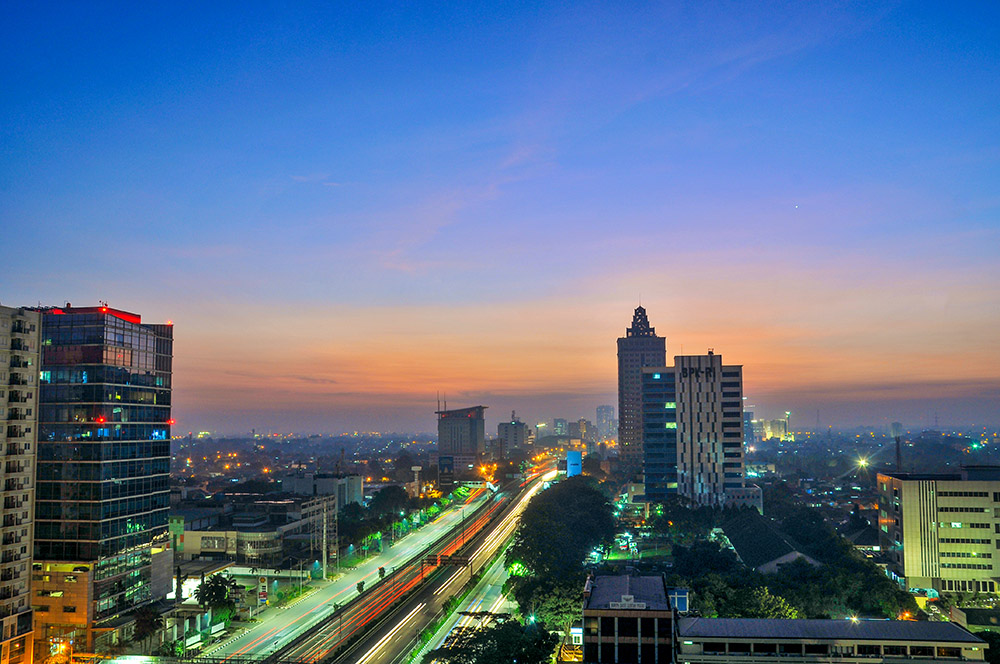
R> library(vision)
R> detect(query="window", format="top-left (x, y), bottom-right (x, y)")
top-left (62, 606), bottom-right (76, 613)
top-left (910, 646), bottom-right (933, 657)
top-left (35, 606), bottom-right (49, 613)
top-left (884, 645), bottom-right (906, 656)
top-left (858, 645), bottom-right (881, 656)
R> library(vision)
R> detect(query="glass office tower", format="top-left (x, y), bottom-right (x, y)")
top-left (33, 306), bottom-right (172, 653)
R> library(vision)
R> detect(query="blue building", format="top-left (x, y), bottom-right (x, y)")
top-left (640, 369), bottom-right (677, 502)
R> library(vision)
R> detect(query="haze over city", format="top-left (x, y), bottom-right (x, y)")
top-left (3, 3), bottom-right (998, 432)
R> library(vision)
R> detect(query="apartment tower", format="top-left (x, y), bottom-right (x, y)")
top-left (616, 307), bottom-right (665, 478)
top-left (33, 305), bottom-right (173, 653)
top-left (0, 306), bottom-right (40, 664)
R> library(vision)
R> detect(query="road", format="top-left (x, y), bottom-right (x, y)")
top-left (280, 489), bottom-right (512, 663)
top-left (325, 467), bottom-right (555, 664)
top-left (204, 490), bottom-right (490, 660)
top-left (418, 547), bottom-right (514, 662)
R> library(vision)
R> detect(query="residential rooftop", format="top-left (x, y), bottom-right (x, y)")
top-left (584, 574), bottom-right (670, 611)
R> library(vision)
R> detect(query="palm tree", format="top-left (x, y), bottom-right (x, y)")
top-left (195, 574), bottom-right (235, 609)
top-left (132, 606), bottom-right (164, 655)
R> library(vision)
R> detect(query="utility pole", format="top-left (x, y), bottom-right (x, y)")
top-left (322, 499), bottom-right (329, 579)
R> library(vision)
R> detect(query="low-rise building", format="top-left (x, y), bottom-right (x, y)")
top-left (878, 466), bottom-right (1000, 595)
top-left (582, 575), bottom-right (673, 664)
top-left (279, 473), bottom-right (363, 506)
top-left (676, 618), bottom-right (985, 664)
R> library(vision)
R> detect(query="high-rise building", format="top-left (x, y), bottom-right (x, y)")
top-left (553, 418), bottom-right (568, 437)
top-left (0, 306), bottom-right (41, 664)
top-left (596, 405), bottom-right (614, 439)
top-left (436, 406), bottom-right (486, 476)
top-left (33, 305), bottom-right (173, 653)
top-left (641, 352), bottom-right (760, 510)
top-left (617, 307), bottom-right (665, 476)
top-left (878, 467), bottom-right (1000, 596)
top-left (497, 412), bottom-right (528, 459)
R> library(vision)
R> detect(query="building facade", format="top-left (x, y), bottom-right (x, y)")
top-left (0, 307), bottom-right (40, 664)
top-left (33, 305), bottom-right (173, 653)
top-left (497, 413), bottom-right (529, 459)
top-left (596, 405), bottom-right (615, 440)
top-left (642, 352), bottom-right (759, 509)
top-left (878, 467), bottom-right (1000, 596)
top-left (279, 473), bottom-right (364, 506)
top-left (436, 406), bottom-right (486, 475)
top-left (582, 574), bottom-right (673, 664)
top-left (617, 307), bottom-right (666, 477)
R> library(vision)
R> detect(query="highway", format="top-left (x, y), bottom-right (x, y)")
top-left (203, 490), bottom-right (491, 661)
top-left (417, 547), bottom-right (514, 662)
top-left (322, 466), bottom-right (555, 664)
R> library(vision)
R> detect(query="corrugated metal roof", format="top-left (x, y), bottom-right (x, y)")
top-left (677, 618), bottom-right (983, 643)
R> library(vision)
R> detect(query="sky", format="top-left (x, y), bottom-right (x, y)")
top-left (2, 2), bottom-right (999, 434)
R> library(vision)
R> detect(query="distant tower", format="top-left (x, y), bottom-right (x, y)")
top-left (617, 306), bottom-right (666, 477)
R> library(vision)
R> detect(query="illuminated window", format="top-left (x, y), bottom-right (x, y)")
top-left (665, 423), bottom-right (677, 429)
top-left (664, 402), bottom-right (676, 409)
top-left (653, 373), bottom-right (660, 380)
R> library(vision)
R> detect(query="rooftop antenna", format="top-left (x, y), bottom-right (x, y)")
top-left (437, 391), bottom-right (441, 412)
top-left (443, 393), bottom-right (447, 411)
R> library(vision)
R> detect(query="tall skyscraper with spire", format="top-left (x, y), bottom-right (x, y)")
top-left (616, 306), bottom-right (665, 477)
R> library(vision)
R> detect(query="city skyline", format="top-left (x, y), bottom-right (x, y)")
top-left (4, 3), bottom-right (999, 432)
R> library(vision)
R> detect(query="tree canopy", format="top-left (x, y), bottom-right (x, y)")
top-left (507, 475), bottom-right (614, 579)
top-left (424, 620), bottom-right (558, 664)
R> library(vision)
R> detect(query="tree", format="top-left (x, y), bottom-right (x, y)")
top-left (424, 620), bottom-right (558, 664)
top-left (724, 587), bottom-right (799, 619)
top-left (506, 577), bottom-right (580, 639)
top-left (369, 485), bottom-right (409, 518)
top-left (979, 631), bottom-right (1000, 664)
top-left (132, 606), bottom-right (164, 655)
top-left (195, 574), bottom-right (237, 624)
top-left (508, 475), bottom-right (614, 578)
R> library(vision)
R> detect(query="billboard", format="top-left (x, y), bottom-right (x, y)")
top-left (438, 455), bottom-right (455, 491)
top-left (566, 450), bottom-right (582, 477)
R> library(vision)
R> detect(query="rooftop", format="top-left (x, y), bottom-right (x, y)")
top-left (677, 618), bottom-right (983, 643)
top-left (585, 574), bottom-right (670, 611)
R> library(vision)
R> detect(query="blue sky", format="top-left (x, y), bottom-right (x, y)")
top-left (3, 2), bottom-right (998, 433)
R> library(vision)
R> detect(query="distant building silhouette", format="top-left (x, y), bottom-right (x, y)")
top-left (596, 405), bottom-right (615, 439)
top-left (436, 405), bottom-right (486, 476)
top-left (497, 411), bottom-right (529, 459)
top-left (617, 307), bottom-right (666, 477)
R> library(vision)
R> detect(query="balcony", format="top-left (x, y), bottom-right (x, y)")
top-left (1, 517), bottom-right (23, 528)
top-left (4, 445), bottom-right (27, 457)
top-left (8, 340), bottom-right (27, 352)
top-left (7, 375), bottom-right (27, 386)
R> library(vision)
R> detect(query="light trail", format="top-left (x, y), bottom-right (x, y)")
top-left (356, 602), bottom-right (426, 664)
